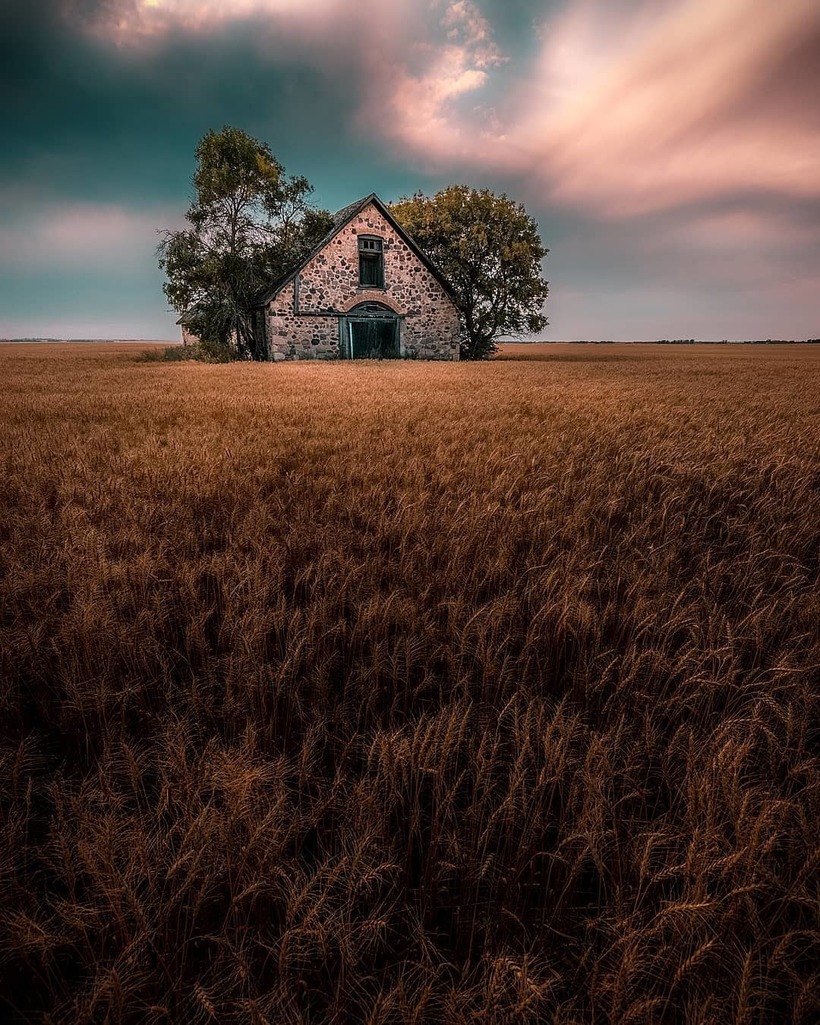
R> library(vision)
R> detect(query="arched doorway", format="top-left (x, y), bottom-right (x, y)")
top-left (340, 302), bottom-right (400, 359)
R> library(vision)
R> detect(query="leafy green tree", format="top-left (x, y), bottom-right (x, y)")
top-left (159, 126), bottom-right (333, 360)
top-left (391, 186), bottom-right (549, 360)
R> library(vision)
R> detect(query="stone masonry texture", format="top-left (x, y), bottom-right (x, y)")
top-left (265, 202), bottom-right (461, 361)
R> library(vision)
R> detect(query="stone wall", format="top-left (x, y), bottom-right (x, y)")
top-left (266, 282), bottom-right (340, 360)
top-left (265, 202), bottom-right (461, 361)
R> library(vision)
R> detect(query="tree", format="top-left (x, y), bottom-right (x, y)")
top-left (391, 186), bottom-right (549, 360)
top-left (159, 126), bottom-right (333, 360)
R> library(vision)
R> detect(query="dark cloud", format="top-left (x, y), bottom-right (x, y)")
top-left (0, 1), bottom-right (386, 206)
top-left (0, 0), bottom-right (449, 336)
top-left (1, 1), bottom-right (817, 339)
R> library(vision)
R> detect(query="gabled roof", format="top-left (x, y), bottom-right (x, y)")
top-left (252, 193), bottom-right (457, 307)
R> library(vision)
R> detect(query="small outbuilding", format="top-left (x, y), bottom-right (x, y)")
top-left (176, 309), bottom-right (200, 347)
top-left (251, 194), bottom-right (462, 361)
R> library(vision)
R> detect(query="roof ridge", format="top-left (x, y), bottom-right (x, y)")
top-left (330, 193), bottom-right (377, 227)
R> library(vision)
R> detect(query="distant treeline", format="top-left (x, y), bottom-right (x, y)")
top-left (656, 338), bottom-right (820, 345)
top-left (564, 338), bottom-right (820, 345)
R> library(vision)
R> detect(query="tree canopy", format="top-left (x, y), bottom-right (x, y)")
top-left (159, 126), bottom-right (333, 360)
top-left (391, 186), bottom-right (549, 360)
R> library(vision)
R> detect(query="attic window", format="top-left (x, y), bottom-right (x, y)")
top-left (358, 236), bottom-right (384, 288)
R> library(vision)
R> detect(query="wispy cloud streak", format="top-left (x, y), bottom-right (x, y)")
top-left (45, 0), bottom-right (819, 338)
top-left (75, 0), bottom-right (344, 42)
top-left (0, 201), bottom-right (180, 270)
top-left (73, 0), bottom-right (820, 216)
top-left (527, 0), bottom-right (820, 213)
top-left (378, 0), bottom-right (820, 215)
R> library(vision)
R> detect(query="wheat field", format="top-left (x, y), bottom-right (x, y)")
top-left (1, 342), bottom-right (818, 1023)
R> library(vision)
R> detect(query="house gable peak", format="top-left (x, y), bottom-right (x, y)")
top-left (254, 193), bottom-right (455, 306)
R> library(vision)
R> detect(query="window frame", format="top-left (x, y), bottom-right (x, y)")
top-left (357, 234), bottom-right (385, 289)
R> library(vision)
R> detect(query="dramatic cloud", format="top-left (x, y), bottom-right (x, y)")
top-left (529, 0), bottom-right (820, 213)
top-left (375, 0), bottom-right (820, 216)
top-left (377, 1), bottom-right (507, 160)
top-left (68, 0), bottom-right (820, 215)
top-left (2, 1), bottom-right (818, 338)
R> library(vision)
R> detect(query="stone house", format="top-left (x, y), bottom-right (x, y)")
top-left (251, 194), bottom-right (461, 361)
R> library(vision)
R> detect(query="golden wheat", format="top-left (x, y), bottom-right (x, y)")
top-left (0, 341), bottom-right (818, 1023)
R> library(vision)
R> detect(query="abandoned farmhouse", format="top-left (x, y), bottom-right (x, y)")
top-left (179, 194), bottom-right (462, 361)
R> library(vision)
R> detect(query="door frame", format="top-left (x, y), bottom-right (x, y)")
top-left (339, 302), bottom-right (402, 359)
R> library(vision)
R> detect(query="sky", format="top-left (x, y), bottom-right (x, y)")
top-left (1, 0), bottom-right (818, 341)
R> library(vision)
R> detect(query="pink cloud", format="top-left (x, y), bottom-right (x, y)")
top-left (0, 202), bottom-right (181, 270)
top-left (77, 0), bottom-right (508, 168)
top-left (361, 1), bottom-right (507, 168)
top-left (78, 0), bottom-right (345, 44)
top-left (375, 0), bottom-right (820, 216)
top-left (529, 0), bottom-right (820, 214)
top-left (72, 0), bottom-right (820, 219)
top-left (74, 0), bottom-right (428, 56)
top-left (441, 1), bottom-right (501, 67)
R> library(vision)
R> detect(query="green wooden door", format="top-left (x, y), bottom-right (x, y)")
top-left (341, 307), bottom-right (400, 359)
top-left (350, 318), bottom-right (398, 359)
